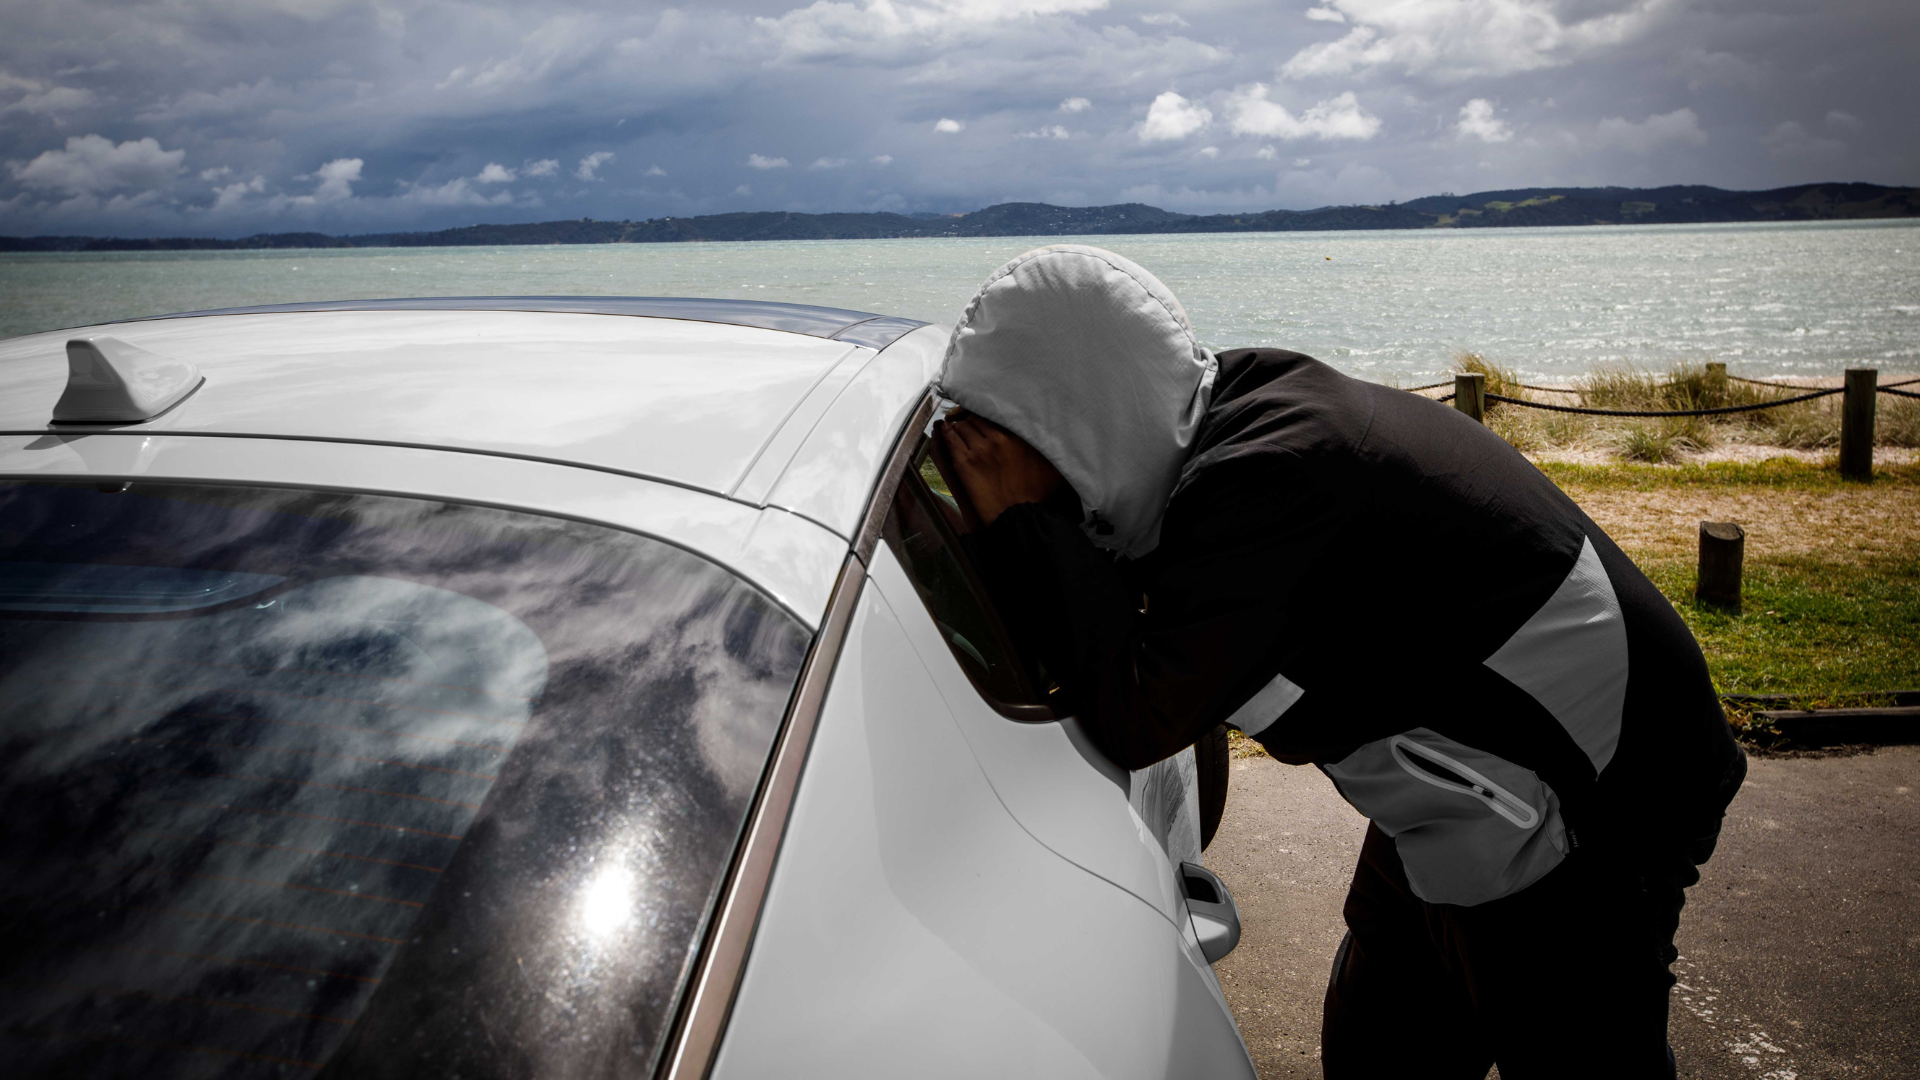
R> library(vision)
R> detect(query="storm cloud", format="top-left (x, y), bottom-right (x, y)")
top-left (1, 0), bottom-right (1913, 236)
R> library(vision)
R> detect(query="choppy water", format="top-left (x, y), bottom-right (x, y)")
top-left (3, 219), bottom-right (1916, 381)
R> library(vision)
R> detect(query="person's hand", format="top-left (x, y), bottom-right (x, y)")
top-left (937, 412), bottom-right (1067, 527)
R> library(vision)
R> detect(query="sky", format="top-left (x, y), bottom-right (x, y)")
top-left (2, 0), bottom-right (1915, 237)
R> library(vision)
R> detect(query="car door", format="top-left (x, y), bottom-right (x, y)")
top-left (707, 562), bottom-right (1251, 1078)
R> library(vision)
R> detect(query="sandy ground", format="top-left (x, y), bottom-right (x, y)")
top-left (1557, 478), bottom-right (1920, 566)
top-left (1205, 748), bottom-right (1920, 1079)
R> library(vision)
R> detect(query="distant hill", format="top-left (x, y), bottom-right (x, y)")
top-left (4, 182), bottom-right (1915, 252)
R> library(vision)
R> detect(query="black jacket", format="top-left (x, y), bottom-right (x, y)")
top-left (974, 350), bottom-right (1745, 905)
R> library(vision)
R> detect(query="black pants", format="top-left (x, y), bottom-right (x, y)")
top-left (1322, 824), bottom-right (1698, 1079)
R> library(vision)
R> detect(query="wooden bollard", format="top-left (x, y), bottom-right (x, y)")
top-left (1454, 372), bottom-right (1486, 424)
top-left (1697, 522), bottom-right (1745, 609)
top-left (1839, 368), bottom-right (1877, 480)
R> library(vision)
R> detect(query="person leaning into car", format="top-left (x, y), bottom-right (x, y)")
top-left (931, 245), bottom-right (1746, 1080)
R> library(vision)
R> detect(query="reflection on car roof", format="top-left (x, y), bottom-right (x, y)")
top-left (130, 296), bottom-right (928, 350)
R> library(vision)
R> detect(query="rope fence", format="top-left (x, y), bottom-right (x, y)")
top-left (1727, 373), bottom-right (1920, 390)
top-left (1423, 365), bottom-right (1912, 479)
top-left (1407, 373), bottom-right (1920, 397)
top-left (1483, 387), bottom-right (1844, 418)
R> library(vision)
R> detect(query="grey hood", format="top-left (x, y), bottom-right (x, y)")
top-left (937, 244), bottom-right (1217, 558)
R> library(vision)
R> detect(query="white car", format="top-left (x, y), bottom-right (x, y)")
top-left (0, 297), bottom-right (1253, 1079)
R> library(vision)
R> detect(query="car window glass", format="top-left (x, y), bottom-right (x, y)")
top-left (0, 481), bottom-right (809, 1080)
top-left (882, 441), bottom-right (1056, 719)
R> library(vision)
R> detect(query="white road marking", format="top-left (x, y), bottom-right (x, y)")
top-left (1672, 954), bottom-right (1804, 1080)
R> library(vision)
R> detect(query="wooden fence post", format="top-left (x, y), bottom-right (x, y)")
top-left (1454, 372), bottom-right (1486, 424)
top-left (1697, 522), bottom-right (1745, 609)
top-left (1839, 368), bottom-right (1877, 480)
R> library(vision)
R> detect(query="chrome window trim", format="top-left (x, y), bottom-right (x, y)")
top-left (657, 391), bottom-right (934, 1080)
top-left (658, 552), bottom-right (864, 1080)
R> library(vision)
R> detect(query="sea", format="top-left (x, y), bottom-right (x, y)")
top-left (3, 218), bottom-right (1916, 382)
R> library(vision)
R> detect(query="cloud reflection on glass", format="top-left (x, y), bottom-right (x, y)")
top-left (0, 480), bottom-right (809, 1080)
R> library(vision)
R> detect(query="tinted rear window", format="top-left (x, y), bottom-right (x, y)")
top-left (0, 481), bottom-right (810, 1079)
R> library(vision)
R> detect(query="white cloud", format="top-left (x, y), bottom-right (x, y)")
top-left (1226, 85), bottom-right (1381, 141)
top-left (1256, 145), bottom-right (1277, 159)
top-left (475, 163), bottom-right (516, 183)
top-left (1825, 109), bottom-right (1861, 132)
top-left (1139, 90), bottom-right (1210, 142)
top-left (871, 154), bottom-right (894, 165)
top-left (312, 158), bottom-right (362, 201)
top-left (211, 175), bottom-right (266, 211)
top-left (401, 175), bottom-right (516, 207)
top-left (1762, 120), bottom-right (1844, 160)
top-left (1059, 96), bottom-right (1092, 112)
top-left (2, 85), bottom-right (96, 118)
top-left (1305, 6), bottom-right (1346, 22)
top-left (810, 156), bottom-right (851, 169)
top-left (199, 166), bottom-right (232, 181)
top-left (575, 150), bottom-right (614, 180)
top-left (645, 164), bottom-right (668, 176)
top-left (524, 158), bottom-right (561, 177)
top-left (1138, 13), bottom-right (1188, 27)
top-left (1455, 98), bottom-right (1512, 142)
top-left (9, 134), bottom-right (185, 194)
top-left (934, 117), bottom-right (965, 133)
top-left (201, 158), bottom-right (363, 214)
top-left (1282, 0), bottom-right (1667, 82)
top-left (758, 0), bottom-right (1114, 63)
top-left (1293, 157), bottom-right (1312, 167)
top-left (1197, 145), bottom-right (1219, 158)
top-left (1019, 125), bottom-right (1071, 139)
top-left (735, 183), bottom-right (752, 195)
top-left (747, 153), bottom-right (791, 168)
top-left (1593, 107), bottom-right (1707, 152)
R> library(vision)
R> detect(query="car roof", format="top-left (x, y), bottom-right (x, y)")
top-left (0, 299), bottom-right (941, 523)
top-left (128, 296), bottom-right (929, 351)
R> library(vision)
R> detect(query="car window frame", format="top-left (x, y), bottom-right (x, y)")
top-left (882, 430), bottom-right (1060, 723)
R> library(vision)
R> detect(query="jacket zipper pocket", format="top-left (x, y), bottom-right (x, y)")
top-left (1388, 736), bottom-right (1541, 830)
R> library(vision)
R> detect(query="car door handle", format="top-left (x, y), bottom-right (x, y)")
top-left (1179, 862), bottom-right (1241, 964)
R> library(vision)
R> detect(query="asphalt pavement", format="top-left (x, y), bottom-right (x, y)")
top-left (1204, 746), bottom-right (1919, 1080)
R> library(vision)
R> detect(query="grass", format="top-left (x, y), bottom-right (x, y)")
top-left (1549, 459), bottom-right (1919, 738)
top-left (1437, 357), bottom-right (1920, 463)
top-left (1640, 553), bottom-right (1920, 703)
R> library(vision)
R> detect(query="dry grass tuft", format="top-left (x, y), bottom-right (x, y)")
top-left (1417, 358), bottom-right (1917, 464)
top-left (1452, 351), bottom-right (1526, 404)
top-left (1227, 728), bottom-right (1270, 760)
top-left (1877, 394), bottom-right (1920, 447)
